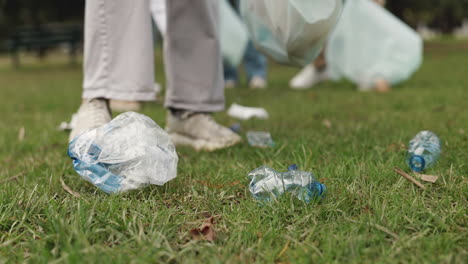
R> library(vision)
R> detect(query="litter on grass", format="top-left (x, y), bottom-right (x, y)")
top-left (227, 103), bottom-right (269, 120)
top-left (246, 131), bottom-right (275, 148)
top-left (248, 165), bottom-right (326, 203)
top-left (68, 112), bottom-right (178, 194)
top-left (415, 174), bottom-right (439, 183)
top-left (407, 131), bottom-right (441, 172)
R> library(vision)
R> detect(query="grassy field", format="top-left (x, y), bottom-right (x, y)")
top-left (0, 40), bottom-right (467, 263)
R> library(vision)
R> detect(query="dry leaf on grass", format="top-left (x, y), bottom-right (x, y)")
top-left (190, 217), bottom-right (216, 242)
top-left (18, 126), bottom-right (25, 141)
top-left (415, 174), bottom-right (439, 183)
top-left (60, 178), bottom-right (81, 198)
top-left (322, 119), bottom-right (332, 129)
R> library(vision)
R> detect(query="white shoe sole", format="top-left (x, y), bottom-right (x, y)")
top-left (169, 132), bottom-right (241, 152)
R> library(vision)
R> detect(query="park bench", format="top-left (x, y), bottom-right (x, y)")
top-left (5, 24), bottom-right (83, 67)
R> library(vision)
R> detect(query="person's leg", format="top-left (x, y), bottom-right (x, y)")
top-left (222, 0), bottom-right (240, 88)
top-left (164, 0), bottom-right (223, 112)
top-left (229, 0), bottom-right (267, 89)
top-left (223, 60), bottom-right (239, 88)
top-left (82, 0), bottom-right (155, 101)
top-left (164, 0), bottom-right (241, 151)
top-left (243, 40), bottom-right (268, 88)
top-left (70, 0), bottom-right (154, 141)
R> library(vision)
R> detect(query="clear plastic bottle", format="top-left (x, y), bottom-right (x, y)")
top-left (407, 131), bottom-right (441, 172)
top-left (246, 131), bottom-right (275, 147)
top-left (247, 165), bottom-right (326, 203)
top-left (68, 143), bottom-right (122, 194)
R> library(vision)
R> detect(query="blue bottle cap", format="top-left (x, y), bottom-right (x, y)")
top-left (316, 182), bottom-right (326, 197)
top-left (287, 164), bottom-right (298, 171)
top-left (409, 155), bottom-right (426, 172)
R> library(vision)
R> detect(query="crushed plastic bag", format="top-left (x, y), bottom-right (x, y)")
top-left (68, 112), bottom-right (178, 194)
top-left (240, 0), bottom-right (342, 66)
top-left (220, 0), bottom-right (249, 67)
top-left (326, 0), bottom-right (423, 88)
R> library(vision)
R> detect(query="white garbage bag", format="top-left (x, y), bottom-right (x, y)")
top-left (220, 0), bottom-right (249, 67)
top-left (240, 0), bottom-right (342, 66)
top-left (150, 0), bottom-right (167, 35)
top-left (68, 112), bottom-right (178, 194)
top-left (326, 0), bottom-right (423, 88)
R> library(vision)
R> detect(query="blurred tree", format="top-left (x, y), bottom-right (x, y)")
top-left (1, 0), bottom-right (468, 43)
top-left (0, 0), bottom-right (85, 42)
top-left (387, 0), bottom-right (468, 32)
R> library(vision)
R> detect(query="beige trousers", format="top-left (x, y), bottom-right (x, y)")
top-left (82, 0), bottom-right (224, 112)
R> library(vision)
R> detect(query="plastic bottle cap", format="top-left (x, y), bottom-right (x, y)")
top-left (317, 182), bottom-right (326, 197)
top-left (409, 155), bottom-right (425, 172)
top-left (287, 164), bottom-right (298, 171)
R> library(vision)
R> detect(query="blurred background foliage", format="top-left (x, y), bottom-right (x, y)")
top-left (0, 0), bottom-right (467, 42)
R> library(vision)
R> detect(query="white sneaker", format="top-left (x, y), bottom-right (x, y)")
top-left (289, 65), bottom-right (328, 90)
top-left (69, 98), bottom-right (112, 142)
top-left (110, 100), bottom-right (142, 112)
top-left (166, 112), bottom-right (242, 151)
top-left (249, 76), bottom-right (267, 89)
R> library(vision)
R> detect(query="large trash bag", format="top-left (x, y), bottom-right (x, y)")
top-left (150, 0), bottom-right (248, 67)
top-left (240, 0), bottom-right (342, 66)
top-left (326, 0), bottom-right (423, 89)
top-left (150, 0), bottom-right (167, 35)
top-left (68, 112), bottom-right (178, 194)
top-left (220, 0), bottom-right (249, 67)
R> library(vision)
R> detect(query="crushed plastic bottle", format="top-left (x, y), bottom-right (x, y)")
top-left (247, 165), bottom-right (326, 203)
top-left (68, 112), bottom-right (178, 194)
top-left (247, 131), bottom-right (275, 147)
top-left (407, 130), bottom-right (441, 172)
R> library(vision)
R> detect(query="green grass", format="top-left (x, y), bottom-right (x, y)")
top-left (0, 40), bottom-right (467, 263)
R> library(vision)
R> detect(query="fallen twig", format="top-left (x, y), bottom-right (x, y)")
top-left (394, 167), bottom-right (426, 190)
top-left (60, 177), bottom-right (81, 198)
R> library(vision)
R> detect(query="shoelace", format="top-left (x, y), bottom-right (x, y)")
top-left (197, 114), bottom-right (224, 129)
top-left (85, 99), bottom-right (110, 124)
